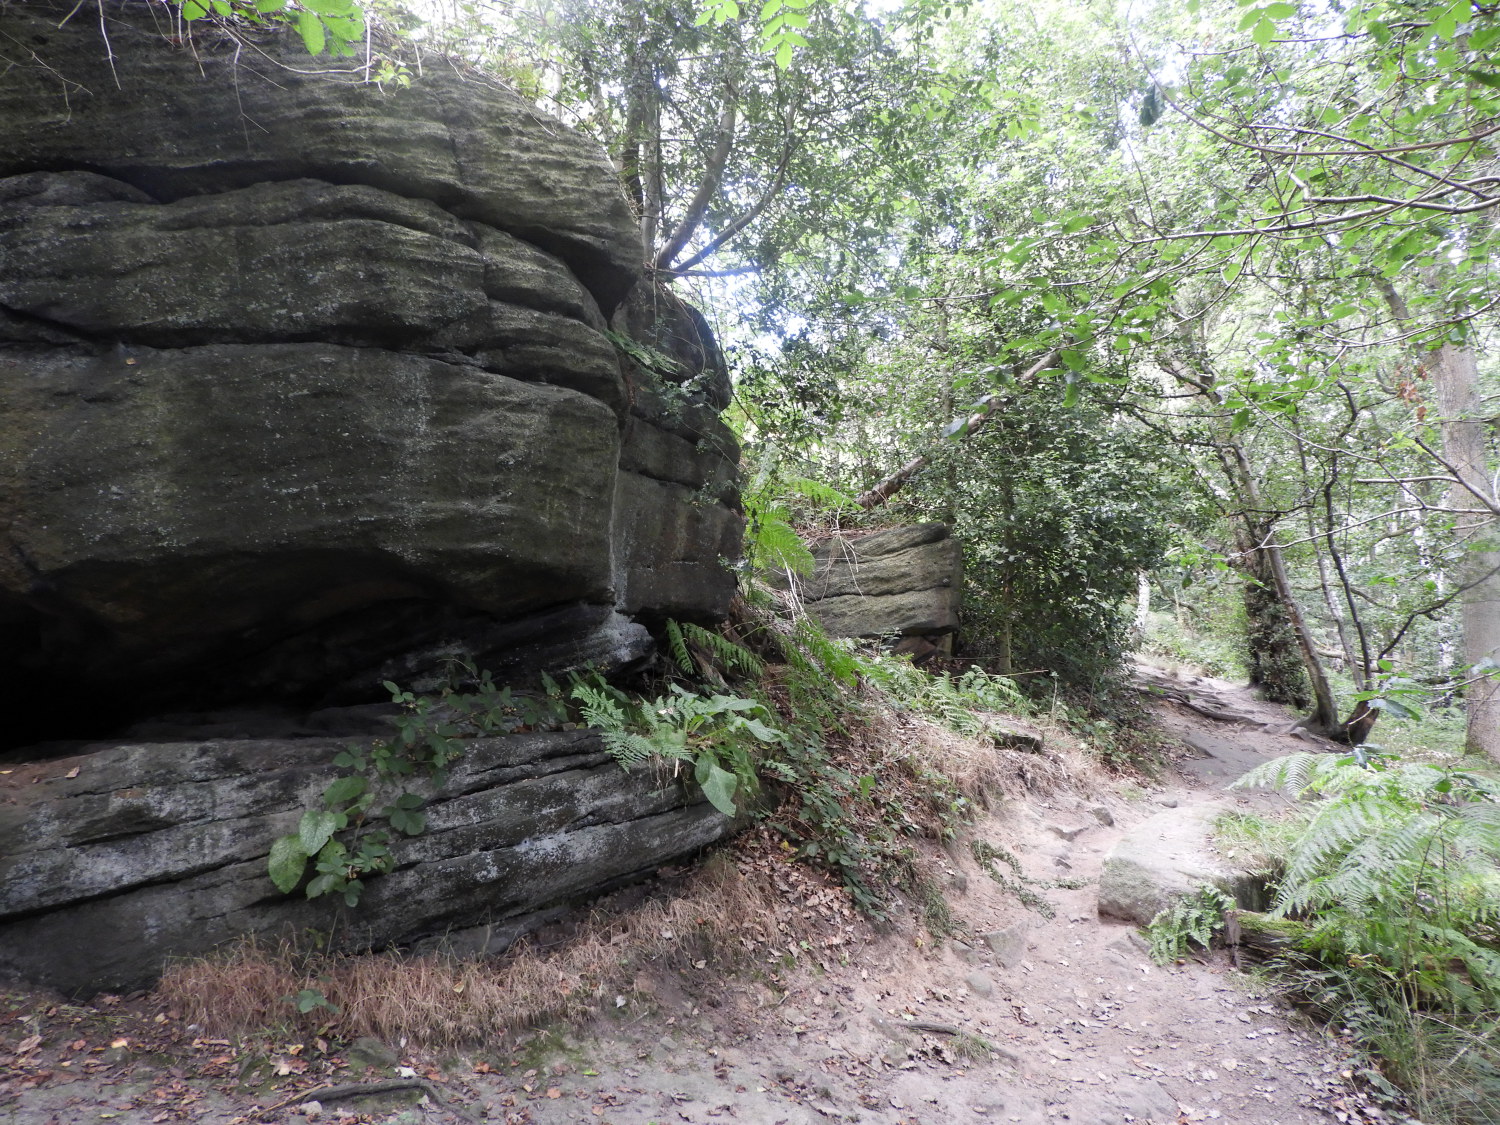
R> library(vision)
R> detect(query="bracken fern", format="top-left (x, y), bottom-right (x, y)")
top-left (1235, 750), bottom-right (1500, 1123)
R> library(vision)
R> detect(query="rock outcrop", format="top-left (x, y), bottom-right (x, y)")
top-left (0, 2), bottom-right (742, 991)
top-left (798, 524), bottom-right (963, 639)
top-left (0, 2), bottom-right (741, 742)
top-left (0, 732), bottom-right (729, 994)
top-left (1096, 803), bottom-right (1268, 925)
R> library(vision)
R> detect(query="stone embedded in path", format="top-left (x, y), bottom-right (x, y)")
top-left (981, 923), bottom-right (1031, 968)
top-left (1096, 802), bottom-right (1267, 925)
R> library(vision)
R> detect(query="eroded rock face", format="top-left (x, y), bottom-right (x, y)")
top-left (0, 2), bottom-right (742, 990)
top-left (798, 524), bottom-right (963, 638)
top-left (0, 2), bottom-right (741, 738)
top-left (0, 734), bottom-right (731, 994)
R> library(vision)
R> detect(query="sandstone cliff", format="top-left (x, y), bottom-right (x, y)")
top-left (0, 1), bottom-right (741, 992)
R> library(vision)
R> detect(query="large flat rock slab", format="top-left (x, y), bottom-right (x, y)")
top-left (797, 523), bottom-right (963, 638)
top-left (1097, 802), bottom-right (1266, 925)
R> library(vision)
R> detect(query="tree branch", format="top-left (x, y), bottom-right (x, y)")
top-left (654, 90), bottom-right (738, 272)
top-left (854, 348), bottom-right (1063, 510)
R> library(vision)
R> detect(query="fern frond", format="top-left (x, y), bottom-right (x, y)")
top-left (1278, 797), bottom-right (1380, 908)
top-left (748, 507), bottom-right (815, 575)
top-left (1233, 751), bottom-right (1327, 797)
top-left (781, 476), bottom-right (860, 511)
top-left (572, 682), bottom-right (633, 733)
top-left (1148, 885), bottom-right (1236, 964)
top-left (677, 621), bottom-right (766, 679)
top-left (600, 729), bottom-right (663, 768)
top-left (664, 620), bottom-right (694, 675)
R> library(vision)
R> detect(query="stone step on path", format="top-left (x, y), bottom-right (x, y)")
top-left (1097, 802), bottom-right (1271, 927)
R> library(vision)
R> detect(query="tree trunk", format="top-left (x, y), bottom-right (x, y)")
top-left (1432, 340), bottom-right (1500, 763)
top-left (1378, 280), bottom-right (1500, 763)
top-left (1239, 528), bottom-right (1313, 710)
top-left (1219, 442), bottom-right (1341, 734)
top-left (1160, 348), bottom-right (1342, 734)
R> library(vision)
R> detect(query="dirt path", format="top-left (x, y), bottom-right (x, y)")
top-left (3, 669), bottom-right (1375, 1125)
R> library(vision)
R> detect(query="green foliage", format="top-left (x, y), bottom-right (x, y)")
top-left (268, 662), bottom-right (570, 905)
top-left (772, 617), bottom-right (866, 740)
top-left (1139, 607), bottom-right (1248, 681)
top-left (695, 0), bottom-right (819, 69)
top-left (285, 987), bottom-right (340, 1016)
top-left (1147, 885), bottom-right (1236, 965)
top-left (860, 653), bottom-right (1030, 741)
top-left (757, 734), bottom-right (895, 916)
top-left (571, 680), bottom-right (783, 816)
top-left (167, 0), bottom-right (368, 57)
top-left (739, 454), bottom-right (859, 579)
top-left (1236, 751), bottom-right (1500, 1121)
top-left (664, 619), bottom-right (766, 680)
top-left (944, 390), bottom-right (1175, 701)
top-left (1213, 809), bottom-right (1300, 878)
top-left (1235, 752), bottom-right (1500, 1008)
top-left (602, 329), bottom-right (684, 379)
top-left (969, 839), bottom-right (1056, 920)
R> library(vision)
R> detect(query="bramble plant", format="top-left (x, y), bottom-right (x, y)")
top-left (268, 662), bottom-right (570, 905)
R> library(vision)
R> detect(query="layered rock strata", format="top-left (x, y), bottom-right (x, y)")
top-left (0, 2), bottom-right (741, 991)
top-left (0, 733), bottom-right (728, 993)
top-left (798, 524), bottom-right (963, 639)
top-left (0, 2), bottom-right (741, 733)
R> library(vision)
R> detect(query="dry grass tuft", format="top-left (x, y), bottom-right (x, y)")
top-left (159, 847), bottom-right (856, 1048)
top-left (847, 706), bottom-right (1086, 843)
top-left (159, 938), bottom-right (306, 1037)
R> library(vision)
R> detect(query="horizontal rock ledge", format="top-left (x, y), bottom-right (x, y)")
top-left (0, 731), bottom-right (732, 995)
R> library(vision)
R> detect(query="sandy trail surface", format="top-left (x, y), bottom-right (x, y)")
top-left (3, 668), bottom-right (1381, 1125)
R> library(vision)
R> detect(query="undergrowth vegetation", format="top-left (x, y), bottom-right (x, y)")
top-left (1223, 751), bottom-right (1500, 1124)
top-left (226, 595), bottom-right (1086, 1047)
top-left (728, 607), bottom-right (1075, 919)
